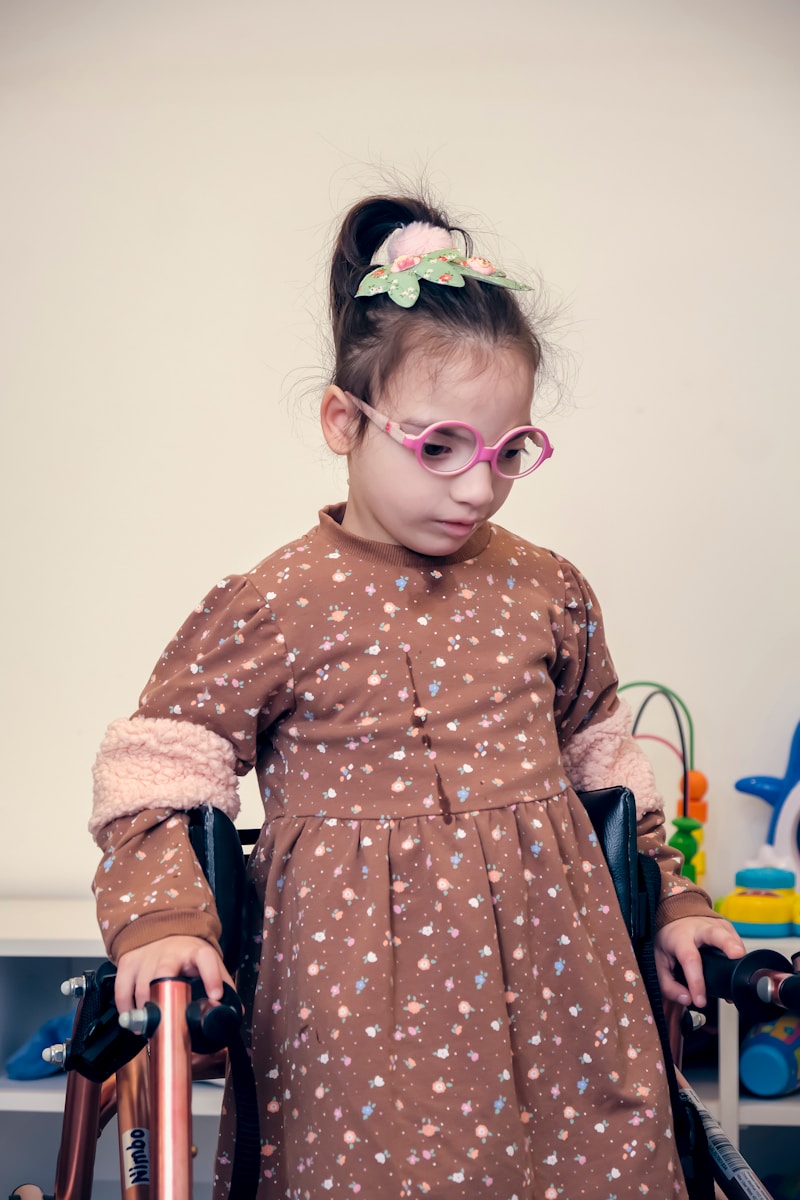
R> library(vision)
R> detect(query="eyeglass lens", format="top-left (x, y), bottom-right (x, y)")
top-left (418, 425), bottom-right (546, 478)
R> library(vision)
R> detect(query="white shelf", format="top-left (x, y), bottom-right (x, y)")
top-left (738, 1096), bottom-right (800, 1126)
top-left (0, 897), bottom-right (104, 958)
top-left (191, 1080), bottom-right (226, 1116)
top-left (0, 1071), bottom-right (224, 1116)
top-left (738, 935), bottom-right (798, 959)
top-left (0, 1072), bottom-right (69, 1113)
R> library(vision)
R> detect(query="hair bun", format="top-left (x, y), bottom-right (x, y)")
top-left (384, 222), bottom-right (454, 262)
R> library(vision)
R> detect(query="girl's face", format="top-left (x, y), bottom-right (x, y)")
top-left (332, 346), bottom-right (535, 556)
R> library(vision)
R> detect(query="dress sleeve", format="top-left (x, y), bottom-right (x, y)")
top-left (549, 556), bottom-right (619, 746)
top-left (549, 559), bottom-right (717, 923)
top-left (562, 706), bottom-right (717, 923)
top-left (560, 701), bottom-right (663, 813)
top-left (637, 808), bottom-right (720, 927)
top-left (137, 573), bottom-right (293, 768)
top-left (89, 573), bottom-right (294, 958)
top-left (93, 809), bottom-right (222, 961)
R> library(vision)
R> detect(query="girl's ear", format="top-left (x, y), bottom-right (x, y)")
top-left (320, 386), bottom-right (358, 456)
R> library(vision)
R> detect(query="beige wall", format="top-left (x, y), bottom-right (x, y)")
top-left (1, 0), bottom-right (798, 903)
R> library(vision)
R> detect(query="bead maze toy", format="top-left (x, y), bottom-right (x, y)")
top-left (619, 681), bottom-right (709, 883)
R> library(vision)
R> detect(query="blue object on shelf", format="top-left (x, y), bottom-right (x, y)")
top-left (5, 1012), bottom-right (75, 1080)
top-left (740, 1015), bottom-right (800, 1097)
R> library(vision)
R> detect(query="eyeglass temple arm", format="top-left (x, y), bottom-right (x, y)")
top-left (346, 393), bottom-right (410, 448)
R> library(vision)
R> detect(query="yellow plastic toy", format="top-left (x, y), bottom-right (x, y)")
top-left (717, 866), bottom-right (797, 937)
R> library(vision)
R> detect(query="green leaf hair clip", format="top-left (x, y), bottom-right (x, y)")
top-left (356, 248), bottom-right (530, 309)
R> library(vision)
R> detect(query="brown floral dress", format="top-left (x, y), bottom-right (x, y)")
top-left (94, 506), bottom-right (705, 1199)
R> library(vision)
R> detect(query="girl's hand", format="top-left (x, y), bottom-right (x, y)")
top-left (654, 915), bottom-right (746, 1009)
top-left (114, 935), bottom-right (233, 1014)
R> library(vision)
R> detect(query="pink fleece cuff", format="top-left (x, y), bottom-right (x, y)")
top-left (560, 700), bottom-right (662, 817)
top-left (90, 716), bottom-right (241, 838)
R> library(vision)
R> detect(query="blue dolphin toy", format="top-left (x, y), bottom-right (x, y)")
top-left (736, 721), bottom-right (800, 852)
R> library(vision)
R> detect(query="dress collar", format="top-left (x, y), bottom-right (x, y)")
top-left (318, 503), bottom-right (492, 567)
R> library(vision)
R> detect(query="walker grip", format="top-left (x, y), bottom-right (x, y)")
top-left (697, 946), bottom-right (794, 1022)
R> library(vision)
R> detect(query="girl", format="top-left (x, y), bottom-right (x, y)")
top-left (91, 193), bottom-right (743, 1199)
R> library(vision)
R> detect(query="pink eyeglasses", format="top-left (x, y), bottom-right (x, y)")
top-left (346, 393), bottom-right (553, 480)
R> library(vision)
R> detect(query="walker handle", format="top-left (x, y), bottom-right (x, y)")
top-left (698, 945), bottom-right (797, 1022)
top-left (774, 970), bottom-right (800, 1015)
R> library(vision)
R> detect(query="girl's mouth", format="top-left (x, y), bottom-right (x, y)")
top-left (436, 519), bottom-right (478, 536)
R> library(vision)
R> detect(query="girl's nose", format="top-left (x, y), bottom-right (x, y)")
top-left (449, 460), bottom-right (496, 508)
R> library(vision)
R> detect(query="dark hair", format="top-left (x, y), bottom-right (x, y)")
top-left (329, 194), bottom-right (543, 438)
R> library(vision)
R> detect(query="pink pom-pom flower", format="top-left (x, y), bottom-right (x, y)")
top-left (385, 222), bottom-right (454, 260)
top-left (390, 254), bottom-right (422, 273)
top-left (463, 256), bottom-right (497, 276)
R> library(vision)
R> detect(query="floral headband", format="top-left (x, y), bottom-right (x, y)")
top-left (355, 222), bottom-right (530, 309)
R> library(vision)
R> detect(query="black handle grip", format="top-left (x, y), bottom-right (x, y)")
top-left (699, 946), bottom-right (794, 1023)
top-left (186, 980), bottom-right (244, 1053)
top-left (777, 971), bottom-right (800, 1016)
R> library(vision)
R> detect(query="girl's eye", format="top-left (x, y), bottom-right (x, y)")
top-left (420, 425), bottom-right (475, 463)
top-left (497, 438), bottom-right (533, 477)
top-left (416, 425), bottom-right (477, 473)
top-left (422, 441), bottom-right (452, 459)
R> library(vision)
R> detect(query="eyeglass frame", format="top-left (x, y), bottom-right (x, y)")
top-left (344, 392), bottom-right (554, 480)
